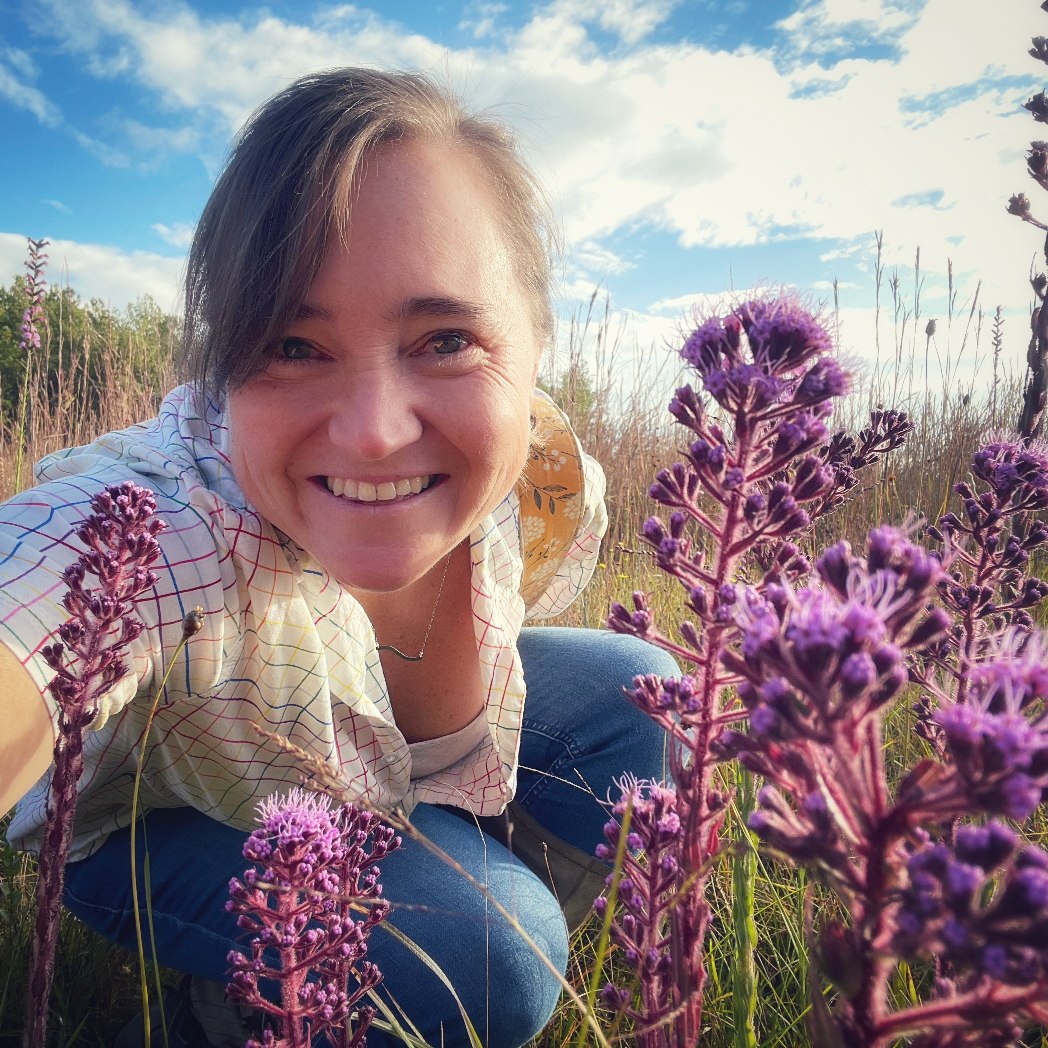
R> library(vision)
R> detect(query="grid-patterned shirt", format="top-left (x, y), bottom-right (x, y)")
top-left (3, 385), bottom-right (606, 861)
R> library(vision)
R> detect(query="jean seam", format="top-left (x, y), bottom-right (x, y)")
top-left (518, 721), bottom-right (588, 808)
top-left (65, 881), bottom-right (238, 961)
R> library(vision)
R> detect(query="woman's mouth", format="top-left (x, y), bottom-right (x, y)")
top-left (324, 474), bottom-right (434, 503)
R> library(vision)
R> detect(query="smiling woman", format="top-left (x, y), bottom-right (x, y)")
top-left (0, 69), bottom-right (674, 1048)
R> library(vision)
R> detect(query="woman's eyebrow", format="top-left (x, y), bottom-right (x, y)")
top-left (393, 296), bottom-right (490, 322)
top-left (293, 296), bottom-right (491, 323)
top-left (294, 302), bottom-right (334, 322)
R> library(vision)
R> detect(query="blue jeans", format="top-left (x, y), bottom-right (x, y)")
top-left (63, 628), bottom-right (675, 1048)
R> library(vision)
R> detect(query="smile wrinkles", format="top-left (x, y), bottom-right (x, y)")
top-left (325, 475), bottom-right (432, 502)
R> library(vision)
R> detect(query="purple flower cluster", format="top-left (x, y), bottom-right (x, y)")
top-left (226, 787), bottom-right (400, 1048)
top-left (18, 237), bottom-right (48, 354)
top-left (913, 434), bottom-right (1048, 839)
top-left (811, 408), bottom-right (913, 520)
top-left (715, 530), bottom-right (948, 885)
top-left (893, 823), bottom-right (1048, 987)
top-left (592, 778), bottom-right (688, 1045)
top-left (713, 523), bottom-right (1048, 1044)
top-left (929, 436), bottom-right (1048, 650)
top-left (934, 633), bottom-right (1048, 822)
top-left (42, 484), bottom-right (167, 723)
top-left (25, 482), bottom-right (165, 1048)
top-left (601, 296), bottom-right (873, 1041)
top-left (600, 291), bottom-right (1048, 1045)
top-left (972, 437), bottom-right (1048, 510)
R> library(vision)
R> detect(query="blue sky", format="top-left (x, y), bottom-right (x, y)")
top-left (0, 0), bottom-right (1043, 395)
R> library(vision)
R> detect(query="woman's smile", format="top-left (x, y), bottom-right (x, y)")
top-left (323, 474), bottom-right (436, 502)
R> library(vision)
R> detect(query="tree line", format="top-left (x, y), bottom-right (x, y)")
top-left (0, 277), bottom-right (178, 423)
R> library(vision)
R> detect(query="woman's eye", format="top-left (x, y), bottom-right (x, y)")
top-left (277, 338), bottom-right (315, 361)
top-left (429, 332), bottom-right (473, 355)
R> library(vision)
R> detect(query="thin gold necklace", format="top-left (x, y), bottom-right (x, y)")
top-left (374, 552), bottom-right (453, 662)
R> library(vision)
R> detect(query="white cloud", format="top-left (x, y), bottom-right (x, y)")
top-left (42, 199), bottom-right (71, 214)
top-left (120, 119), bottom-right (199, 157)
top-left (646, 283), bottom-right (812, 321)
top-left (458, 2), bottom-right (509, 39)
top-left (70, 127), bottom-right (131, 167)
top-left (580, 0), bottom-right (679, 46)
top-left (776, 0), bottom-right (915, 55)
top-left (4, 47), bottom-right (37, 80)
top-left (811, 278), bottom-right (859, 291)
top-left (0, 50), bottom-right (61, 126)
top-left (151, 222), bottom-right (195, 249)
top-left (34, 0), bottom-right (454, 134)
top-left (0, 233), bottom-right (184, 313)
top-left (647, 290), bottom-right (710, 315)
top-left (572, 241), bottom-right (634, 274)
top-left (558, 240), bottom-right (637, 298)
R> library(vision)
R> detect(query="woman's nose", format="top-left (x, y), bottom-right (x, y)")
top-left (325, 367), bottom-right (424, 462)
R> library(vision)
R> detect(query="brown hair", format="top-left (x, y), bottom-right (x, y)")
top-left (181, 68), bottom-right (556, 397)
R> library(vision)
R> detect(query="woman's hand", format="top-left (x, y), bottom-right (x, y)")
top-left (0, 644), bottom-right (53, 817)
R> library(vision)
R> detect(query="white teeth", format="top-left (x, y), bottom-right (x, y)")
top-left (326, 475), bottom-right (432, 502)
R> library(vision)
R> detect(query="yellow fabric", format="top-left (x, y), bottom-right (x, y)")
top-left (516, 390), bottom-right (587, 607)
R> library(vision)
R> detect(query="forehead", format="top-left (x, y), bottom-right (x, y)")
top-left (307, 139), bottom-right (528, 319)
top-left (351, 138), bottom-right (506, 248)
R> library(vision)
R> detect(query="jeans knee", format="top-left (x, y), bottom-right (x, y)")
top-left (601, 630), bottom-right (680, 684)
top-left (479, 889), bottom-right (568, 1048)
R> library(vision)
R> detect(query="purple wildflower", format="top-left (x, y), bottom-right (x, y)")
top-left (226, 787), bottom-right (400, 1048)
top-left (24, 482), bottom-right (166, 1048)
top-left (18, 237), bottom-right (48, 355)
top-left (713, 525), bottom-right (1048, 1044)
top-left (932, 436), bottom-right (1048, 639)
top-left (594, 778), bottom-right (689, 1047)
top-left (971, 436), bottom-right (1048, 512)
top-left (933, 632), bottom-right (1048, 821)
top-left (13, 238), bottom-right (50, 492)
top-left (723, 531), bottom-right (944, 735)
top-left (892, 824), bottom-right (1048, 987)
top-left (603, 294), bottom-right (854, 1043)
top-left (812, 409), bottom-right (914, 520)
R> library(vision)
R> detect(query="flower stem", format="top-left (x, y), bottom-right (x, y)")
top-left (731, 765), bottom-right (759, 1048)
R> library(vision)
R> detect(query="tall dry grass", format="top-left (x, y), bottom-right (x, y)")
top-left (0, 294), bottom-right (177, 502)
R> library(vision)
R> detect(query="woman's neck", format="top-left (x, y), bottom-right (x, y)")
top-left (348, 542), bottom-right (466, 643)
top-left (351, 542), bottom-right (486, 742)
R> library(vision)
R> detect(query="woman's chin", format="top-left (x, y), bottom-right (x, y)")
top-left (321, 549), bottom-right (451, 595)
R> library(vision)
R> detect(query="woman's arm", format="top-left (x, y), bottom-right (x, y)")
top-left (0, 643), bottom-right (54, 818)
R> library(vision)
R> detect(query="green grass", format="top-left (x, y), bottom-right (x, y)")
top-left (0, 819), bottom-right (167, 1045)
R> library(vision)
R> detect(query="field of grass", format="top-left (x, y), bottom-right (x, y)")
top-left (0, 256), bottom-right (1046, 1046)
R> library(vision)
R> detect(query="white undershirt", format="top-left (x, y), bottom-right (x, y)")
top-left (407, 710), bottom-right (490, 780)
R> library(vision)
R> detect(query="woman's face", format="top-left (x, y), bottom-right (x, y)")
top-left (228, 137), bottom-right (543, 593)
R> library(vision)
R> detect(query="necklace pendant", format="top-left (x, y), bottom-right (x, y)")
top-left (376, 643), bottom-right (425, 663)
top-left (371, 551), bottom-right (453, 665)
